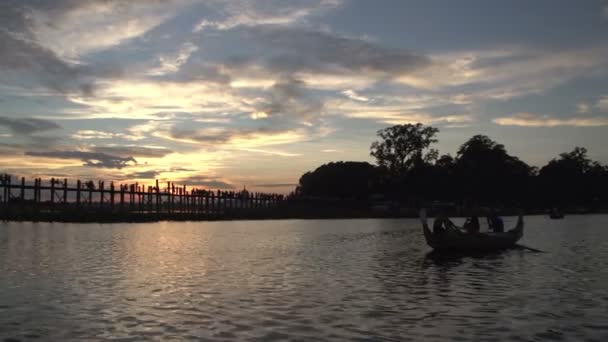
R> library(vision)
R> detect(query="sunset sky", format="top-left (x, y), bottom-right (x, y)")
top-left (1, 0), bottom-right (608, 193)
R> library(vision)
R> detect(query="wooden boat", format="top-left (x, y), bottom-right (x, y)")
top-left (419, 209), bottom-right (524, 252)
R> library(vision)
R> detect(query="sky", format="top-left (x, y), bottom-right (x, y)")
top-left (1, 0), bottom-right (608, 194)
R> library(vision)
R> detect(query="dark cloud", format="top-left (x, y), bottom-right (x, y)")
top-left (245, 27), bottom-right (431, 76)
top-left (0, 1), bottom-right (124, 95)
top-left (255, 76), bottom-right (322, 125)
top-left (0, 117), bottom-right (62, 148)
top-left (0, 117), bottom-right (61, 134)
top-left (126, 170), bottom-right (161, 179)
top-left (214, 28), bottom-right (432, 128)
top-left (0, 142), bottom-right (25, 155)
top-left (168, 126), bottom-right (290, 145)
top-left (92, 146), bottom-right (173, 158)
top-left (179, 176), bottom-right (235, 190)
top-left (0, 25), bottom-right (95, 95)
top-left (0, 0), bottom-right (173, 34)
top-left (126, 167), bottom-right (198, 180)
top-left (169, 127), bottom-right (234, 145)
top-left (25, 151), bottom-right (137, 169)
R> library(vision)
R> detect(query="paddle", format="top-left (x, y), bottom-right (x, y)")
top-left (515, 244), bottom-right (545, 253)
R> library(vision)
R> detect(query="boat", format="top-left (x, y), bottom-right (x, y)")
top-left (419, 209), bottom-right (524, 252)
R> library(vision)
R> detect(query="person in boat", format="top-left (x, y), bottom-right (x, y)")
top-left (487, 211), bottom-right (504, 233)
top-left (433, 212), bottom-right (460, 234)
top-left (463, 215), bottom-right (480, 234)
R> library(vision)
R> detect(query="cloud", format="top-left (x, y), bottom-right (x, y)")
top-left (27, 0), bottom-right (190, 58)
top-left (577, 103), bottom-right (590, 114)
top-left (247, 27), bottom-right (431, 78)
top-left (193, 0), bottom-right (342, 32)
top-left (0, 31), bottom-right (97, 95)
top-left (151, 122), bottom-right (308, 157)
top-left (67, 79), bottom-right (240, 119)
top-left (178, 175), bottom-right (235, 189)
top-left (126, 170), bottom-right (162, 179)
top-left (127, 121), bottom-right (165, 140)
top-left (0, 143), bottom-right (25, 154)
top-left (125, 166), bottom-right (203, 180)
top-left (325, 98), bottom-right (473, 125)
top-left (0, 117), bottom-right (61, 134)
top-left (72, 130), bottom-right (123, 140)
top-left (493, 112), bottom-right (608, 127)
top-left (236, 148), bottom-right (300, 157)
top-left (398, 46), bottom-right (608, 97)
top-left (165, 127), bottom-right (237, 145)
top-left (164, 126), bottom-right (307, 148)
top-left (195, 28), bottom-right (608, 130)
top-left (0, 1), bottom-right (122, 95)
top-left (72, 128), bottom-right (163, 142)
top-left (253, 76), bottom-right (323, 126)
top-left (597, 96), bottom-right (608, 112)
top-left (185, 29), bottom-right (608, 132)
top-left (147, 42), bottom-right (199, 76)
top-left (25, 151), bottom-right (137, 169)
top-left (341, 90), bottom-right (368, 102)
top-left (91, 146), bottom-right (173, 158)
top-left (0, 117), bottom-right (62, 148)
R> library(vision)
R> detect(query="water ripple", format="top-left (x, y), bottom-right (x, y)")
top-left (1, 216), bottom-right (608, 340)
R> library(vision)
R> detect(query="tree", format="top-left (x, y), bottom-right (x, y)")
top-left (297, 161), bottom-right (379, 199)
top-left (538, 147), bottom-right (608, 207)
top-left (370, 123), bottom-right (439, 175)
top-left (436, 154), bottom-right (455, 170)
top-left (539, 147), bottom-right (593, 178)
top-left (454, 135), bottom-right (533, 205)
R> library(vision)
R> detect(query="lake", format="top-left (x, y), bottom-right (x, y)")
top-left (1, 216), bottom-right (608, 341)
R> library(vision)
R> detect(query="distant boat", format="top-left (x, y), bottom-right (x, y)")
top-left (419, 209), bottom-right (524, 252)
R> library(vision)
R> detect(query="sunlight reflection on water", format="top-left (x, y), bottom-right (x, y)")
top-left (1, 216), bottom-right (608, 341)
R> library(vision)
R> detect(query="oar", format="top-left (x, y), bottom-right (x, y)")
top-left (515, 244), bottom-right (545, 253)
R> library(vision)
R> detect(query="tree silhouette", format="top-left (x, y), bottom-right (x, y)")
top-left (370, 123), bottom-right (439, 175)
top-left (297, 161), bottom-right (379, 199)
top-left (294, 127), bottom-right (608, 212)
top-left (539, 147), bottom-right (608, 208)
top-left (454, 135), bottom-right (533, 205)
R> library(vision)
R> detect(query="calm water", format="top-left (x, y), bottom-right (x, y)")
top-left (1, 216), bottom-right (608, 341)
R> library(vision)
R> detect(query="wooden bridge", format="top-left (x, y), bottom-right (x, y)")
top-left (0, 174), bottom-right (285, 222)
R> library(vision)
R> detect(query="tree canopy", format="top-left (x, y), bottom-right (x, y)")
top-left (540, 147), bottom-right (594, 178)
top-left (297, 161), bottom-right (379, 199)
top-left (454, 135), bottom-right (534, 204)
top-left (538, 147), bottom-right (608, 207)
top-left (370, 123), bottom-right (439, 175)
